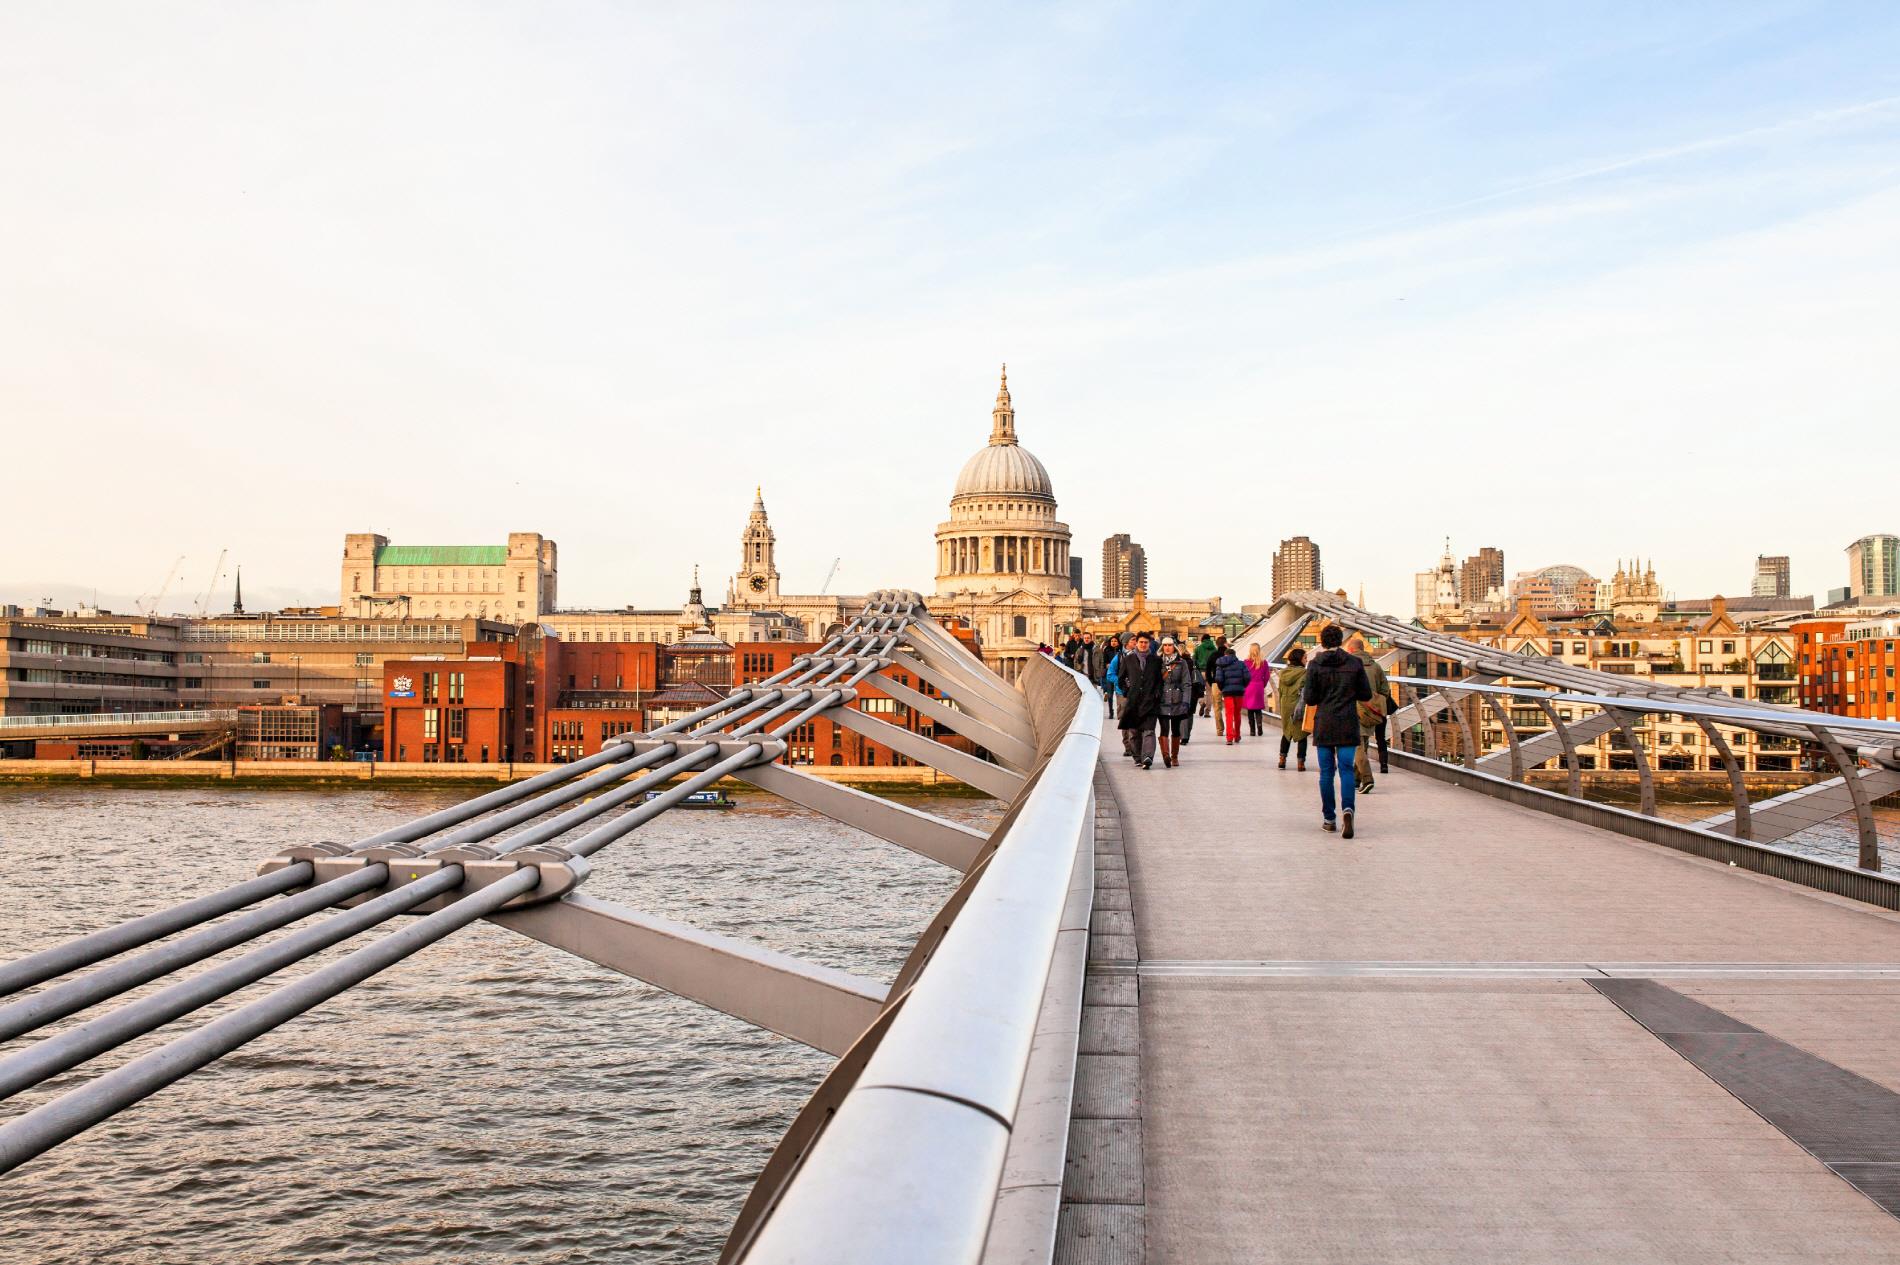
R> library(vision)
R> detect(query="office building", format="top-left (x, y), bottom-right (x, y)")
top-left (1272, 537), bottom-right (1322, 599)
top-left (1847, 534), bottom-right (1900, 599)
top-left (1751, 555), bottom-right (1791, 599)
top-left (1100, 534), bottom-right (1148, 600)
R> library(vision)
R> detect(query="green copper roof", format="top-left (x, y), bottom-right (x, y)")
top-left (375, 545), bottom-right (508, 567)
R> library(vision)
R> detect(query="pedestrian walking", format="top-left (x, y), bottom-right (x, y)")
top-left (1156, 636), bottom-right (1196, 768)
top-left (1241, 643), bottom-right (1271, 737)
top-left (1117, 631), bottom-right (1163, 769)
top-left (1276, 648), bottom-right (1309, 770)
top-left (1102, 634), bottom-right (1123, 720)
top-left (1345, 635), bottom-right (1394, 793)
top-left (1180, 646), bottom-right (1202, 744)
top-left (1193, 633), bottom-right (1219, 720)
top-left (1302, 625), bottom-right (1372, 837)
top-left (1212, 640), bottom-right (1250, 744)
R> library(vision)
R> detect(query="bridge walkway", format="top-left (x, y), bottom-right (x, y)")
top-left (1100, 728), bottom-right (1900, 1264)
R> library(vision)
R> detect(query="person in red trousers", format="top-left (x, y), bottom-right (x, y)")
top-left (1210, 641), bottom-right (1251, 745)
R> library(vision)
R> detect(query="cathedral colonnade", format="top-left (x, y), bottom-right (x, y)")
top-left (940, 534), bottom-right (1070, 578)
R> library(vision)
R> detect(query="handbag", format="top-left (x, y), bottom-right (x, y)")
top-left (1301, 704), bottom-right (1319, 732)
top-left (1357, 694), bottom-right (1388, 728)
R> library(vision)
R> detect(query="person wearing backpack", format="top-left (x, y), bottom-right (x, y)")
top-left (1346, 634), bottom-right (1394, 793)
top-left (1302, 625), bottom-right (1372, 837)
top-left (1211, 642), bottom-right (1251, 744)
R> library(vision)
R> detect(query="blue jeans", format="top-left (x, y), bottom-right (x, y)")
top-left (1317, 744), bottom-right (1357, 822)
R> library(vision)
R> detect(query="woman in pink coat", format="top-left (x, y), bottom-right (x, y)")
top-left (1240, 643), bottom-right (1272, 738)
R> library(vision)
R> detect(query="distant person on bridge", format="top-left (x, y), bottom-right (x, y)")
top-left (1212, 640), bottom-right (1250, 744)
top-left (1346, 634), bottom-right (1395, 794)
top-left (1276, 647), bottom-right (1309, 770)
top-left (1102, 635), bottom-right (1123, 722)
top-left (1303, 625), bottom-right (1373, 837)
top-left (1194, 633), bottom-right (1220, 724)
top-left (1156, 636), bottom-right (1197, 768)
top-left (1179, 646), bottom-right (1204, 744)
top-left (1118, 632), bottom-right (1163, 769)
top-left (1241, 643), bottom-right (1271, 737)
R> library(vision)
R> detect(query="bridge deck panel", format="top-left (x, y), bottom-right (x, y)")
top-left (1107, 736), bottom-right (1900, 1263)
top-left (1115, 741), bottom-right (1900, 965)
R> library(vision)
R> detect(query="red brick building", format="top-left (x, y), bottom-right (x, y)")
top-left (382, 636), bottom-right (556, 763)
top-left (382, 619), bottom-right (993, 767)
top-left (1796, 616), bottom-right (1900, 721)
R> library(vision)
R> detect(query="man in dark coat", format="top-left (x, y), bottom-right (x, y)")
top-left (1117, 631), bottom-right (1163, 769)
top-left (1302, 624), bottom-right (1373, 836)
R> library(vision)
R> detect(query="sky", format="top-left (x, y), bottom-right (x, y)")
top-left (3, 2), bottom-right (1898, 618)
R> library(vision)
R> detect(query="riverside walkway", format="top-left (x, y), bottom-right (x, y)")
top-left (1094, 732), bottom-right (1900, 1264)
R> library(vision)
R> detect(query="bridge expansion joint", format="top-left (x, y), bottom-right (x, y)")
top-left (257, 843), bottom-right (590, 913)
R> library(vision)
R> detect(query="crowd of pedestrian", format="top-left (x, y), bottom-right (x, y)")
top-left (1053, 622), bottom-right (1398, 837)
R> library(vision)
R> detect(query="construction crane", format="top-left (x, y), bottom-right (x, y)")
top-left (194, 549), bottom-right (228, 616)
top-left (136, 556), bottom-right (186, 616)
top-left (819, 557), bottom-right (843, 594)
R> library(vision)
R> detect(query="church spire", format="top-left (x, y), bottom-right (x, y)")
top-left (232, 566), bottom-right (244, 615)
top-left (990, 363), bottom-right (1017, 445)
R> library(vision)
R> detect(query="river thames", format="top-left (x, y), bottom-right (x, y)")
top-left (0, 783), bottom-right (994, 1264)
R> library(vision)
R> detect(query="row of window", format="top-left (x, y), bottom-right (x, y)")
top-left (15, 639), bottom-right (175, 663)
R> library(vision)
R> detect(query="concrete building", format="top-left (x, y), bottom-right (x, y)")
top-left (1751, 554), bottom-right (1791, 599)
top-left (1461, 547), bottom-right (1505, 608)
top-left (1847, 533), bottom-right (1900, 599)
top-left (1069, 556), bottom-right (1083, 597)
top-left (1271, 536), bottom-right (1322, 600)
top-left (553, 568), bottom-right (811, 647)
top-left (1509, 563), bottom-right (1598, 615)
top-left (0, 612), bottom-right (185, 718)
top-left (1100, 534), bottom-right (1147, 601)
top-left (341, 533), bottom-right (557, 621)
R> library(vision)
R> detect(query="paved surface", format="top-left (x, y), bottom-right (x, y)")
top-left (1103, 730), bottom-right (1900, 1264)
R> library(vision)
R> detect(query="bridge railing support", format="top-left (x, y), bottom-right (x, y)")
top-left (724, 651), bottom-right (1100, 1265)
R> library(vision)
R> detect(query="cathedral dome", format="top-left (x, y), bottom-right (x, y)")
top-left (951, 365), bottom-right (1055, 503)
top-left (954, 442), bottom-right (1054, 501)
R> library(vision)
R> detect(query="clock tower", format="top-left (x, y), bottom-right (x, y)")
top-left (730, 486), bottom-right (781, 605)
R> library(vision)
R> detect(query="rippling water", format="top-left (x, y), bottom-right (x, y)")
top-left (0, 783), bottom-right (991, 1264)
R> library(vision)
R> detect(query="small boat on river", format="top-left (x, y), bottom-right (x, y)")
top-left (644, 789), bottom-right (737, 809)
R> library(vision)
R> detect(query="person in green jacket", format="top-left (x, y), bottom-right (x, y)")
top-left (1193, 633), bottom-right (1221, 728)
top-left (1275, 647), bottom-right (1309, 771)
top-left (1346, 635), bottom-right (1395, 792)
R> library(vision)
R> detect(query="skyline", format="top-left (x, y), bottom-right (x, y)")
top-left (5, 4), bottom-right (1900, 614)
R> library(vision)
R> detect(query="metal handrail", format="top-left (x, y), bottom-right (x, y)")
top-left (735, 652), bottom-right (1100, 1265)
top-left (1386, 674), bottom-right (1900, 745)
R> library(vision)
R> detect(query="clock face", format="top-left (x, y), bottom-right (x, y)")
top-left (749, 575), bottom-right (768, 593)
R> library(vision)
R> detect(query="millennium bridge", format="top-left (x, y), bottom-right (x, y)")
top-left (5, 591), bottom-right (1900, 1262)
